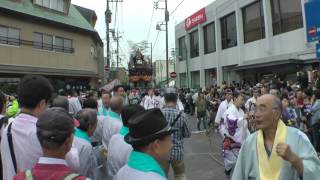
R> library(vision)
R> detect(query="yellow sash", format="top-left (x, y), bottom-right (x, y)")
top-left (257, 120), bottom-right (288, 180)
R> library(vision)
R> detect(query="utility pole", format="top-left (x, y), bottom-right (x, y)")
top-left (185, 41), bottom-right (189, 88)
top-left (154, 0), bottom-right (168, 85)
top-left (165, 0), bottom-right (169, 85)
top-left (105, 0), bottom-right (111, 82)
top-left (105, 0), bottom-right (123, 82)
top-left (116, 30), bottom-right (119, 69)
top-left (150, 42), bottom-right (153, 66)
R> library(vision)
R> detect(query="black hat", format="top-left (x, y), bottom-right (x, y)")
top-left (224, 88), bottom-right (233, 94)
top-left (252, 87), bottom-right (260, 93)
top-left (37, 108), bottom-right (74, 144)
top-left (125, 108), bottom-right (178, 145)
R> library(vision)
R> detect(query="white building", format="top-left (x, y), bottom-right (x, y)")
top-left (175, 0), bottom-right (318, 89)
top-left (153, 60), bottom-right (175, 85)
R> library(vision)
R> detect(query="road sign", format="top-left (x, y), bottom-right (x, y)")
top-left (104, 65), bottom-right (109, 71)
top-left (170, 72), bottom-right (177, 78)
top-left (305, 0), bottom-right (320, 42)
top-left (317, 43), bottom-right (320, 59)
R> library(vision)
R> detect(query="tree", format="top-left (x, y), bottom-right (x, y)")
top-left (127, 40), bottom-right (148, 54)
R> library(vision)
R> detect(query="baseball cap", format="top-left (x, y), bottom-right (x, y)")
top-left (37, 108), bottom-right (74, 144)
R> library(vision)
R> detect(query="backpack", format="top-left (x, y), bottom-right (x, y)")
top-left (24, 170), bottom-right (81, 180)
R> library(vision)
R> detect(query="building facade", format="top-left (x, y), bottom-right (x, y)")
top-left (0, 0), bottom-right (104, 92)
top-left (175, 0), bottom-right (318, 89)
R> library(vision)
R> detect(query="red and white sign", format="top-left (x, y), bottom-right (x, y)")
top-left (185, 8), bottom-right (207, 31)
top-left (170, 72), bottom-right (177, 79)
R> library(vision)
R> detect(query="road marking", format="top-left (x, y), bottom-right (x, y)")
top-left (191, 130), bottom-right (206, 134)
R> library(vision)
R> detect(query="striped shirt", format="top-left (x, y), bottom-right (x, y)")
top-left (161, 107), bottom-right (190, 161)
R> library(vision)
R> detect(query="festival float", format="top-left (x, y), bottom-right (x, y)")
top-left (128, 49), bottom-right (154, 88)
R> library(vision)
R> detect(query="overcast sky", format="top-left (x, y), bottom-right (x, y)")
top-left (72, 0), bottom-right (214, 67)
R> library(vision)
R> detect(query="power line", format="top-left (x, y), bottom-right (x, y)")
top-left (114, 1), bottom-right (118, 29)
top-left (146, 5), bottom-right (155, 42)
top-left (152, 31), bottom-right (160, 50)
top-left (120, 3), bottom-right (124, 31)
top-left (170, 0), bottom-right (185, 16)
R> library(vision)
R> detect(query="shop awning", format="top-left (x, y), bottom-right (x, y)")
top-left (223, 59), bottom-right (318, 71)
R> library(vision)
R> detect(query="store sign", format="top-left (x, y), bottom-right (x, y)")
top-left (185, 8), bottom-right (206, 31)
top-left (305, 0), bottom-right (320, 42)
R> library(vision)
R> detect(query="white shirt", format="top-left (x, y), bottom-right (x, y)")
top-left (72, 137), bottom-right (98, 179)
top-left (143, 95), bottom-right (155, 109)
top-left (97, 99), bottom-right (103, 112)
top-left (245, 96), bottom-right (257, 112)
top-left (0, 114), bottom-right (5, 138)
top-left (1, 113), bottom-right (42, 180)
top-left (38, 157), bottom-right (68, 166)
top-left (90, 115), bottom-right (106, 144)
top-left (1, 113), bottom-right (80, 180)
top-left (222, 104), bottom-right (250, 143)
top-left (114, 165), bottom-right (166, 180)
top-left (177, 99), bottom-right (184, 111)
top-left (107, 134), bottom-right (133, 180)
top-left (215, 99), bottom-right (233, 124)
top-left (69, 97), bottom-right (82, 115)
top-left (192, 93), bottom-right (198, 104)
top-left (153, 96), bottom-right (162, 109)
top-left (102, 116), bottom-right (122, 149)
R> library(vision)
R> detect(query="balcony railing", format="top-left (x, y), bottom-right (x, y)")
top-left (0, 36), bottom-right (74, 53)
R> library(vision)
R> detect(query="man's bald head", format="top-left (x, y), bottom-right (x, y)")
top-left (258, 94), bottom-right (282, 113)
top-left (110, 96), bottom-right (123, 114)
top-left (52, 96), bottom-right (69, 112)
top-left (255, 94), bottom-right (283, 130)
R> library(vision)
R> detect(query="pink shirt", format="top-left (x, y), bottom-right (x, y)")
top-left (1, 113), bottom-right (41, 180)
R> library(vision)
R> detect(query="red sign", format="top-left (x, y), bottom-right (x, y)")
top-left (185, 8), bottom-right (207, 31)
top-left (308, 26), bottom-right (316, 36)
top-left (170, 72), bottom-right (177, 78)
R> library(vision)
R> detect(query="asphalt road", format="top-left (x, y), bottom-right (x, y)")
top-left (168, 114), bottom-right (228, 180)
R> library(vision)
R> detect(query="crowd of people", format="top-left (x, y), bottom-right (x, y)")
top-left (0, 73), bottom-right (320, 180)
top-left (0, 75), bottom-right (190, 180)
top-left (176, 75), bottom-right (320, 179)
